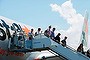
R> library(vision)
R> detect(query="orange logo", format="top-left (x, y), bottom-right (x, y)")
top-left (22, 26), bottom-right (30, 35)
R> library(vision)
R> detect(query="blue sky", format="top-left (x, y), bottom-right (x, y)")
top-left (0, 0), bottom-right (67, 30)
top-left (0, 0), bottom-right (89, 31)
top-left (0, 0), bottom-right (89, 30)
top-left (0, 0), bottom-right (90, 49)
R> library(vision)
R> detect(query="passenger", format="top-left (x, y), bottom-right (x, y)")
top-left (44, 30), bottom-right (48, 37)
top-left (54, 33), bottom-right (61, 44)
top-left (35, 28), bottom-right (41, 36)
top-left (11, 31), bottom-right (16, 44)
top-left (87, 49), bottom-right (90, 58)
top-left (42, 56), bottom-right (46, 60)
top-left (44, 25), bottom-right (51, 37)
top-left (17, 34), bottom-right (24, 48)
top-left (18, 36), bottom-right (22, 41)
top-left (47, 25), bottom-right (52, 36)
top-left (28, 29), bottom-right (34, 40)
top-left (77, 43), bottom-right (84, 54)
top-left (50, 28), bottom-right (56, 40)
top-left (61, 36), bottom-right (67, 47)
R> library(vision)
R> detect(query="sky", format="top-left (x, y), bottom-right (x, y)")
top-left (0, 0), bottom-right (90, 50)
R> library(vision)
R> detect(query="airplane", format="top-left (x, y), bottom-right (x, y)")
top-left (0, 10), bottom-right (89, 60)
top-left (0, 16), bottom-right (61, 60)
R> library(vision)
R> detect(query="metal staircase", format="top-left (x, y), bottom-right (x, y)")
top-left (8, 34), bottom-right (90, 60)
top-left (31, 35), bottom-right (90, 60)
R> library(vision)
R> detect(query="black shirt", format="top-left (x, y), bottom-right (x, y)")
top-left (54, 35), bottom-right (60, 42)
top-left (61, 40), bottom-right (66, 47)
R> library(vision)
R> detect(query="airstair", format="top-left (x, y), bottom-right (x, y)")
top-left (8, 34), bottom-right (90, 60)
top-left (30, 34), bottom-right (90, 60)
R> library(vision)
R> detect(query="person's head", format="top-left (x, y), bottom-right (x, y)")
top-left (42, 56), bottom-right (45, 59)
top-left (64, 36), bottom-right (67, 40)
top-left (80, 43), bottom-right (83, 47)
top-left (49, 25), bottom-right (51, 29)
top-left (58, 33), bottom-right (61, 36)
top-left (31, 29), bottom-right (33, 32)
top-left (52, 28), bottom-right (55, 32)
top-left (38, 28), bottom-right (41, 32)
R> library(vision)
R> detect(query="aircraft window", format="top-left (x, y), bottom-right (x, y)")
top-left (10, 26), bottom-right (14, 30)
top-left (18, 24), bottom-right (22, 31)
top-left (1, 20), bottom-right (9, 28)
top-left (0, 23), bottom-right (3, 27)
top-left (14, 26), bottom-right (18, 30)
top-left (0, 20), bottom-right (3, 27)
top-left (13, 23), bottom-right (20, 31)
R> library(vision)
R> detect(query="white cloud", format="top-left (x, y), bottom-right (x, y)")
top-left (50, 1), bottom-right (86, 49)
